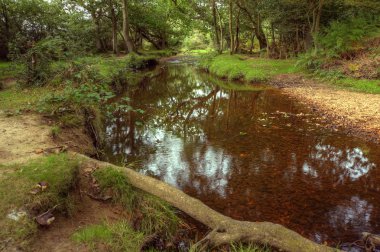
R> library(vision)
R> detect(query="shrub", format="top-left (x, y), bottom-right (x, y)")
top-left (318, 17), bottom-right (378, 59)
top-left (21, 37), bottom-right (67, 86)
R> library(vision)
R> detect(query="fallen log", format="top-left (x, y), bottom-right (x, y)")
top-left (72, 152), bottom-right (339, 252)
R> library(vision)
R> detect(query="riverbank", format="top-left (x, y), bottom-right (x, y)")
top-left (0, 54), bottom-right (272, 252)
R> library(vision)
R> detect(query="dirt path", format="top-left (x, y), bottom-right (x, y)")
top-left (271, 74), bottom-right (380, 143)
top-left (0, 113), bottom-right (55, 165)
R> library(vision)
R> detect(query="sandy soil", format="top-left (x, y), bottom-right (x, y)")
top-left (271, 74), bottom-right (380, 143)
top-left (0, 113), bottom-right (55, 165)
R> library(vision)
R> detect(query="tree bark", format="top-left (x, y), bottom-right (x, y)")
top-left (234, 9), bottom-right (240, 53)
top-left (211, 0), bottom-right (221, 53)
top-left (74, 153), bottom-right (341, 252)
top-left (109, 0), bottom-right (119, 55)
top-left (228, 0), bottom-right (234, 54)
top-left (121, 0), bottom-right (135, 53)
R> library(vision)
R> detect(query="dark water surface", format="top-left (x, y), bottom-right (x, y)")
top-left (104, 63), bottom-right (380, 245)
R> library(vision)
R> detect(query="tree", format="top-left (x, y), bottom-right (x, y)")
top-left (121, 0), bottom-right (134, 53)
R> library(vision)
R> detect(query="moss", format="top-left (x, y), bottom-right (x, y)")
top-left (0, 154), bottom-right (79, 248)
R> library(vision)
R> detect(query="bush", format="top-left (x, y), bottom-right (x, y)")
top-left (21, 37), bottom-right (67, 86)
top-left (318, 17), bottom-right (379, 58)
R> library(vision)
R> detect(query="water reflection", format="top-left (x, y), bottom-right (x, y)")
top-left (104, 63), bottom-right (380, 245)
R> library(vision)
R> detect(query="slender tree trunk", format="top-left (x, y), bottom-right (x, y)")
top-left (109, 0), bottom-right (119, 55)
top-left (249, 30), bottom-right (255, 54)
top-left (234, 9), bottom-right (240, 53)
top-left (216, 8), bottom-right (223, 51)
top-left (211, 0), bottom-right (221, 53)
top-left (94, 17), bottom-right (103, 52)
top-left (122, 0), bottom-right (135, 53)
top-left (308, 0), bottom-right (324, 53)
top-left (228, 0), bottom-right (234, 54)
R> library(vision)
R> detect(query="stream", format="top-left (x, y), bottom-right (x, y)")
top-left (103, 61), bottom-right (380, 246)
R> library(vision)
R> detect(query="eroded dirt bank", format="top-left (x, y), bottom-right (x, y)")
top-left (271, 74), bottom-right (380, 143)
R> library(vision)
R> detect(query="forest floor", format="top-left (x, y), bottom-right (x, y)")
top-left (270, 74), bottom-right (380, 143)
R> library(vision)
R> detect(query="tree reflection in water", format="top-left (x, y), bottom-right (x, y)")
top-left (103, 63), bottom-right (380, 245)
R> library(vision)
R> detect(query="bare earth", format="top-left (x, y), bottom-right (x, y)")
top-left (0, 113), bottom-right (55, 165)
top-left (272, 74), bottom-right (380, 143)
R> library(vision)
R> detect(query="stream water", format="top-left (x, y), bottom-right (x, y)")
top-left (103, 61), bottom-right (380, 246)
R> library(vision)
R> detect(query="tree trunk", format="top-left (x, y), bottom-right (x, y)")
top-left (309, 0), bottom-right (324, 53)
top-left (256, 15), bottom-right (267, 50)
top-left (216, 7), bottom-right (223, 52)
top-left (211, 0), bottom-right (221, 53)
top-left (74, 153), bottom-right (341, 252)
top-left (228, 0), bottom-right (234, 55)
top-left (249, 31), bottom-right (255, 54)
top-left (122, 0), bottom-right (135, 53)
top-left (109, 0), bottom-right (119, 55)
top-left (94, 18), bottom-right (103, 52)
top-left (234, 9), bottom-right (240, 53)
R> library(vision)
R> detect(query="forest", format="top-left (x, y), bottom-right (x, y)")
top-left (0, 0), bottom-right (380, 252)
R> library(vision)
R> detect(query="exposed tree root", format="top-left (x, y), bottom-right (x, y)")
top-left (72, 153), bottom-right (339, 252)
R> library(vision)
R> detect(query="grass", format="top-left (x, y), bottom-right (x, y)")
top-left (230, 243), bottom-right (271, 252)
top-left (0, 85), bottom-right (60, 111)
top-left (189, 242), bottom-right (271, 252)
top-left (201, 54), bottom-right (298, 82)
top-left (0, 154), bottom-right (79, 248)
top-left (93, 167), bottom-right (180, 237)
top-left (0, 61), bottom-right (23, 80)
top-left (199, 71), bottom-right (271, 91)
top-left (72, 221), bottom-right (146, 252)
top-left (71, 167), bottom-right (180, 251)
top-left (330, 77), bottom-right (380, 94)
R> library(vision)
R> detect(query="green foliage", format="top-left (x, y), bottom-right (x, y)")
top-left (20, 37), bottom-right (67, 86)
top-left (182, 31), bottom-right (212, 51)
top-left (72, 221), bottom-right (145, 251)
top-left (318, 17), bottom-right (379, 58)
top-left (0, 154), bottom-right (79, 248)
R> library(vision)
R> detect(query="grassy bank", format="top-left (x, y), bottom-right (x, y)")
top-left (0, 154), bottom-right (79, 249)
top-left (200, 53), bottom-right (380, 94)
top-left (200, 54), bottom-right (297, 82)
top-left (318, 75), bottom-right (380, 94)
